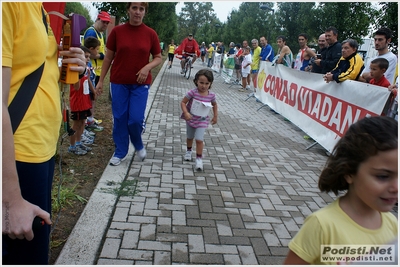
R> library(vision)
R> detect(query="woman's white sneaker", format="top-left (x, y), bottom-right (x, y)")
top-left (137, 148), bottom-right (146, 161)
top-left (184, 150), bottom-right (192, 161)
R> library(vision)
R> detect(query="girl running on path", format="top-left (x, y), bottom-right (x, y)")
top-left (180, 69), bottom-right (218, 171)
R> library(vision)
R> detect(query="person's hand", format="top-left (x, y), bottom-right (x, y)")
top-left (388, 84), bottom-right (398, 96)
top-left (323, 72), bottom-right (333, 83)
top-left (314, 59), bottom-right (321, 66)
top-left (58, 47), bottom-right (86, 75)
top-left (96, 81), bottom-right (103, 96)
top-left (211, 116), bottom-right (217, 125)
top-left (136, 67), bottom-right (150, 84)
top-left (2, 198), bottom-right (51, 241)
top-left (183, 111), bottom-right (192, 121)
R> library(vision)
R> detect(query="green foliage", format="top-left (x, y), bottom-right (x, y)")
top-left (373, 2), bottom-right (398, 54)
top-left (65, 2), bottom-right (93, 33)
top-left (100, 179), bottom-right (141, 197)
top-left (52, 184), bottom-right (87, 214)
top-left (144, 2), bottom-right (178, 44)
top-left (177, 2), bottom-right (220, 44)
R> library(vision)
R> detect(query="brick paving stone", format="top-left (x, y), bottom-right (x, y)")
top-left (99, 238), bottom-right (121, 258)
top-left (188, 234), bottom-right (205, 252)
top-left (238, 245), bottom-right (258, 264)
top-left (224, 254), bottom-right (242, 265)
top-left (121, 230), bottom-right (139, 249)
top-left (97, 258), bottom-right (134, 265)
top-left (190, 253), bottom-right (224, 264)
top-left (154, 251), bottom-right (171, 264)
top-left (172, 242), bottom-right (189, 263)
top-left (118, 249), bottom-right (153, 260)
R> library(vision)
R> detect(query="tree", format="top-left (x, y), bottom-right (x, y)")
top-left (92, 2), bottom-right (127, 25)
top-left (374, 2), bottom-right (398, 54)
top-left (177, 2), bottom-right (219, 43)
top-left (65, 2), bottom-right (93, 33)
top-left (144, 3), bottom-right (178, 44)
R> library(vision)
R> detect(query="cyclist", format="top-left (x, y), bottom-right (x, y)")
top-left (179, 33), bottom-right (199, 74)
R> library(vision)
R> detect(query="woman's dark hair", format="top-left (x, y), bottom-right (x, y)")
top-left (318, 116), bottom-right (398, 195)
top-left (193, 69), bottom-right (214, 89)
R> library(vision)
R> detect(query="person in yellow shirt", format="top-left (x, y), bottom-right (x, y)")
top-left (167, 39), bottom-right (176, 69)
top-left (284, 116), bottom-right (398, 265)
top-left (207, 43), bottom-right (214, 68)
top-left (2, 2), bottom-right (86, 264)
top-left (250, 38), bottom-right (261, 91)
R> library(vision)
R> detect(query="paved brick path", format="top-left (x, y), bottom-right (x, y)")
top-left (93, 59), bottom-right (334, 265)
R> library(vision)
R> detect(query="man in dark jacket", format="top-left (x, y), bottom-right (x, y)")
top-left (314, 26), bottom-right (342, 74)
top-left (310, 33), bottom-right (328, 73)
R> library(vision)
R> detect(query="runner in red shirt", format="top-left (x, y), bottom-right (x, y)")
top-left (179, 33), bottom-right (199, 73)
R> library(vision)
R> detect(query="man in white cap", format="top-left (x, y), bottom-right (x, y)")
top-left (83, 11), bottom-right (111, 130)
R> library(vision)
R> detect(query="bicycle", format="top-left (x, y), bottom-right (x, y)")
top-left (182, 53), bottom-right (196, 79)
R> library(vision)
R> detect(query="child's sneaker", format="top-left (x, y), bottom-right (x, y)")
top-left (84, 129), bottom-right (96, 137)
top-left (86, 121), bottom-right (104, 132)
top-left (68, 146), bottom-right (87, 155)
top-left (77, 143), bottom-right (92, 152)
top-left (195, 158), bottom-right (203, 171)
top-left (137, 148), bottom-right (146, 161)
top-left (80, 135), bottom-right (94, 145)
top-left (184, 150), bottom-right (192, 161)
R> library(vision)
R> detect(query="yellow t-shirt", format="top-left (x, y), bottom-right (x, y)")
top-left (2, 2), bottom-right (62, 163)
top-left (168, 44), bottom-right (176, 54)
top-left (289, 198), bottom-right (398, 265)
top-left (208, 46), bottom-right (214, 58)
top-left (251, 46), bottom-right (261, 70)
top-left (83, 26), bottom-right (106, 76)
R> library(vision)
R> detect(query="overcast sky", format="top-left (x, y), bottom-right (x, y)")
top-left (175, 1), bottom-right (243, 23)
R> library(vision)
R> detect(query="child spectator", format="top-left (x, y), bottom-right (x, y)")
top-left (83, 36), bottom-right (104, 132)
top-left (239, 46), bottom-right (252, 92)
top-left (181, 69), bottom-right (218, 171)
top-left (68, 46), bottom-right (96, 155)
top-left (369, 58), bottom-right (391, 88)
top-left (284, 116), bottom-right (398, 264)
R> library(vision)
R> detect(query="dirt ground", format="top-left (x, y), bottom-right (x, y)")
top-left (49, 56), bottom-right (166, 264)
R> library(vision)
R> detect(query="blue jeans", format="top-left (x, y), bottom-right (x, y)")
top-left (2, 158), bottom-right (55, 264)
top-left (110, 83), bottom-right (149, 158)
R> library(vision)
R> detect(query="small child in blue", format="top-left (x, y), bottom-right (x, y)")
top-left (181, 69), bottom-right (218, 170)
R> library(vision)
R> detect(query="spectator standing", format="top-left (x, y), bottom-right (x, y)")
top-left (2, 2), bottom-right (86, 264)
top-left (181, 69), bottom-right (218, 171)
top-left (360, 27), bottom-right (398, 84)
top-left (259, 36), bottom-right (275, 62)
top-left (96, 2), bottom-right (162, 166)
top-left (167, 39), bottom-right (176, 69)
top-left (239, 46), bottom-right (252, 92)
top-left (179, 33), bottom-right (199, 74)
top-left (275, 35), bottom-right (293, 68)
top-left (200, 42), bottom-right (207, 65)
top-left (284, 116), bottom-right (398, 264)
top-left (207, 43), bottom-right (214, 68)
top-left (68, 46), bottom-right (95, 155)
top-left (216, 42), bottom-right (225, 69)
top-left (387, 77), bottom-right (398, 120)
top-left (293, 33), bottom-right (316, 71)
top-left (250, 39), bottom-right (261, 90)
top-left (83, 11), bottom-right (110, 130)
top-left (234, 43), bottom-right (242, 82)
top-left (323, 39), bottom-right (364, 83)
top-left (238, 40), bottom-right (251, 86)
top-left (309, 33), bottom-right (328, 73)
top-left (314, 26), bottom-right (342, 74)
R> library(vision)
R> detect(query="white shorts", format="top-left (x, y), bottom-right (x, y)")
top-left (242, 71), bottom-right (250, 78)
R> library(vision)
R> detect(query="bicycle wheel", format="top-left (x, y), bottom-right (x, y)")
top-left (183, 60), bottom-right (188, 76)
top-left (186, 60), bottom-right (192, 79)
